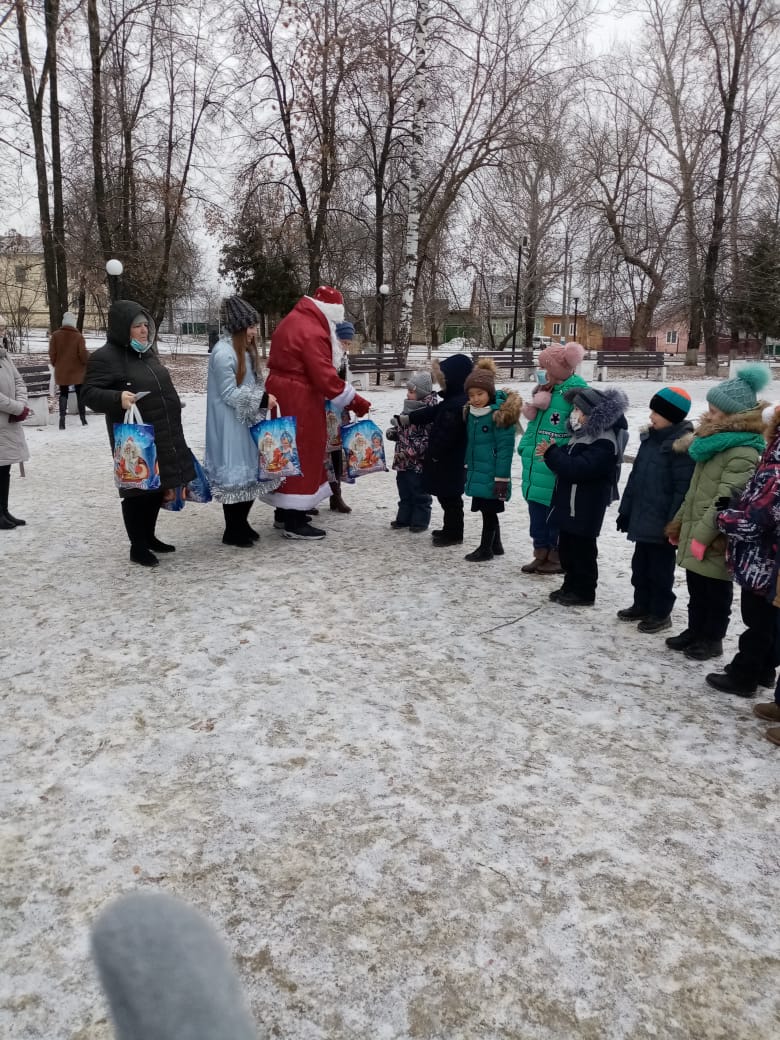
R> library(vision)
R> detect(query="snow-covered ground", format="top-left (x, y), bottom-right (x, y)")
top-left (2, 377), bottom-right (779, 1040)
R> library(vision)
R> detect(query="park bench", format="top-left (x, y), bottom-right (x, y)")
top-left (594, 351), bottom-right (666, 382)
top-left (471, 350), bottom-right (536, 380)
top-left (15, 360), bottom-right (53, 426)
top-left (347, 352), bottom-right (412, 388)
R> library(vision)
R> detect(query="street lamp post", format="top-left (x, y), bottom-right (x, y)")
top-left (572, 296), bottom-right (579, 342)
top-left (105, 259), bottom-right (123, 303)
top-left (377, 283), bottom-right (390, 387)
top-left (510, 235), bottom-right (528, 379)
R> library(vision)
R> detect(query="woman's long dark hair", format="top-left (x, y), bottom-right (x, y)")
top-left (232, 329), bottom-right (259, 386)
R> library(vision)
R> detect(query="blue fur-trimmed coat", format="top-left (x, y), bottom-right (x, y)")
top-left (544, 387), bottom-right (629, 538)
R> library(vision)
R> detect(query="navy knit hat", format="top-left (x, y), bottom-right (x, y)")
top-left (650, 386), bottom-right (692, 424)
top-left (707, 364), bottom-right (771, 414)
top-left (221, 296), bottom-right (258, 333)
top-left (335, 321), bottom-right (355, 341)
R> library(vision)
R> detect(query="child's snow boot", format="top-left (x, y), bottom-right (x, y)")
top-left (521, 548), bottom-right (548, 573)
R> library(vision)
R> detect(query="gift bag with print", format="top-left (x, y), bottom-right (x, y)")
top-left (187, 453), bottom-right (212, 503)
top-left (342, 420), bottom-right (388, 480)
top-left (113, 403), bottom-right (160, 491)
top-left (250, 406), bottom-right (302, 480)
top-left (325, 399), bottom-right (346, 452)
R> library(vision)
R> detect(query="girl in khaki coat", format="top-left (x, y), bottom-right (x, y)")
top-left (665, 366), bottom-right (770, 661)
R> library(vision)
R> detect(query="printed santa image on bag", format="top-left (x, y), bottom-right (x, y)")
top-left (342, 420), bottom-right (388, 479)
top-left (250, 412), bottom-right (302, 480)
top-left (113, 405), bottom-right (161, 491)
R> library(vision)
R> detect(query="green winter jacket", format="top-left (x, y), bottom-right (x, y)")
top-left (670, 407), bottom-right (766, 580)
top-left (518, 373), bottom-right (587, 505)
top-left (464, 390), bottom-right (522, 500)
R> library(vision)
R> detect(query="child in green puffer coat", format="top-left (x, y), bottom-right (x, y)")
top-left (517, 342), bottom-right (587, 574)
top-left (463, 359), bottom-right (522, 562)
top-left (665, 365), bottom-right (771, 662)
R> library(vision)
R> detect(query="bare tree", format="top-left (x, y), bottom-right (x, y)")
top-left (696, 0), bottom-right (779, 372)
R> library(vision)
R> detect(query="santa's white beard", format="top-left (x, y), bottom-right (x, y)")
top-left (309, 298), bottom-right (345, 325)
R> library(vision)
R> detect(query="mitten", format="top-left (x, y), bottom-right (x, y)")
top-left (394, 413), bottom-right (410, 428)
top-left (690, 538), bottom-right (707, 561)
top-left (351, 394), bottom-right (371, 417)
top-left (616, 514), bottom-right (629, 533)
top-left (493, 479), bottom-right (509, 501)
top-left (711, 533), bottom-right (727, 554)
top-left (664, 517), bottom-right (682, 545)
top-left (385, 427), bottom-right (398, 441)
top-left (9, 406), bottom-right (31, 423)
top-left (532, 388), bottom-right (552, 411)
top-left (715, 496), bottom-right (732, 511)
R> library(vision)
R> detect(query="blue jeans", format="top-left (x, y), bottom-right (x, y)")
top-left (396, 470), bottom-right (432, 529)
top-left (528, 499), bottom-right (557, 550)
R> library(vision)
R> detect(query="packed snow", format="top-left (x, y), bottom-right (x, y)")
top-left (2, 374), bottom-right (779, 1040)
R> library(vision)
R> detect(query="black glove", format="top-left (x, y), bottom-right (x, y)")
top-left (394, 413), bottom-right (410, 428)
top-left (493, 479), bottom-right (509, 501)
top-left (385, 427), bottom-right (398, 441)
top-left (616, 514), bottom-right (629, 532)
top-left (715, 496), bottom-right (732, 511)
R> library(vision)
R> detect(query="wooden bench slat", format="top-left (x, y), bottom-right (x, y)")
top-left (15, 362), bottom-right (51, 394)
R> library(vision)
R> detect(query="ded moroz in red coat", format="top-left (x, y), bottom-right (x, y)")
top-left (264, 290), bottom-right (366, 510)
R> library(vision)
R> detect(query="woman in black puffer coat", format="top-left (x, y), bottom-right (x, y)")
top-left (82, 300), bottom-right (195, 567)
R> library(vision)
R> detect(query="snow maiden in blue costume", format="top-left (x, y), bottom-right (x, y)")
top-left (204, 296), bottom-right (282, 547)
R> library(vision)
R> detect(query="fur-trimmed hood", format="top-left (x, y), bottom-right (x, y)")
top-left (673, 405), bottom-right (767, 453)
top-left (433, 353), bottom-right (473, 399)
top-left (564, 386), bottom-right (628, 440)
top-left (463, 388), bottom-right (522, 428)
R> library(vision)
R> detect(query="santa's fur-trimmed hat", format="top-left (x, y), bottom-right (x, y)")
top-left (310, 286), bottom-right (345, 325)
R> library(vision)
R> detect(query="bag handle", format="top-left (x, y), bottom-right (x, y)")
top-left (266, 402), bottom-right (280, 420)
top-left (124, 403), bottom-right (145, 425)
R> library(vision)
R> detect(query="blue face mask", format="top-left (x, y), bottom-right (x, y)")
top-left (130, 337), bottom-right (150, 353)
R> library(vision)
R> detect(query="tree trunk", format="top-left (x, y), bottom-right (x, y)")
top-left (45, 0), bottom-right (68, 321)
top-left (397, 0), bottom-right (428, 363)
top-left (15, 0), bottom-right (59, 332)
top-left (87, 0), bottom-right (112, 258)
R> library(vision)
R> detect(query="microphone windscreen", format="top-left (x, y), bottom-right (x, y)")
top-left (91, 891), bottom-right (258, 1040)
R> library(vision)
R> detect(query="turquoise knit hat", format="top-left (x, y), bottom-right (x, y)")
top-left (706, 364), bottom-right (771, 414)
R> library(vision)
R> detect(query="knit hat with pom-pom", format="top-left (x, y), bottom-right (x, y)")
top-left (464, 357), bottom-right (497, 401)
top-left (707, 364), bottom-right (771, 415)
top-left (538, 341), bottom-right (585, 384)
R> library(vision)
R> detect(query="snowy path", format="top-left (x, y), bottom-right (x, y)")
top-left (2, 379), bottom-right (779, 1039)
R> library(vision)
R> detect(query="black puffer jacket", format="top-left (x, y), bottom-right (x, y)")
top-left (618, 420), bottom-right (695, 543)
top-left (82, 300), bottom-right (195, 492)
top-left (408, 352), bottom-right (473, 496)
top-left (545, 387), bottom-right (629, 538)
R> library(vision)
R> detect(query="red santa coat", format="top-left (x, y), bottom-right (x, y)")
top-left (264, 297), bottom-right (356, 509)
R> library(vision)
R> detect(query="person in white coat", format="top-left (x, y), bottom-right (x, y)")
top-left (204, 296), bottom-right (280, 546)
top-left (0, 340), bottom-right (31, 529)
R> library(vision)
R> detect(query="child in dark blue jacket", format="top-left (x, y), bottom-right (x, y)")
top-left (537, 385), bottom-right (628, 606)
top-left (395, 352), bottom-right (473, 546)
top-left (616, 387), bottom-right (695, 633)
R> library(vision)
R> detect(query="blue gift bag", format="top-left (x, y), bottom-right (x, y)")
top-left (187, 454), bottom-right (212, 503)
top-left (250, 407), bottom-right (302, 481)
top-left (342, 420), bottom-right (388, 480)
top-left (113, 404), bottom-right (161, 491)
